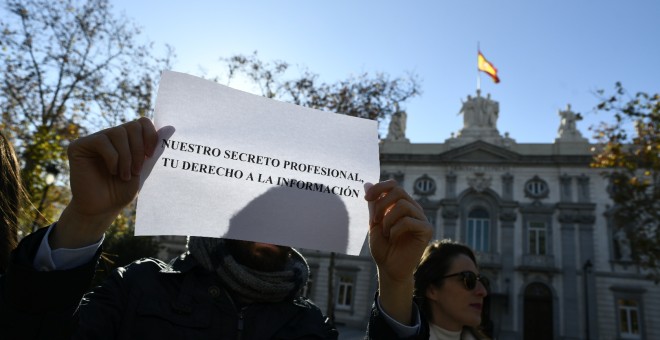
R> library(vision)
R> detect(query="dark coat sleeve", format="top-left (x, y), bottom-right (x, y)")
top-left (0, 226), bottom-right (102, 340)
top-left (366, 292), bottom-right (428, 340)
top-left (291, 298), bottom-right (338, 340)
top-left (72, 259), bottom-right (165, 339)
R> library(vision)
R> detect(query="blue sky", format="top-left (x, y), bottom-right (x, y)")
top-left (113, 0), bottom-right (659, 143)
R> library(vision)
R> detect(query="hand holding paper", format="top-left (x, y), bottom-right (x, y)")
top-left (365, 179), bottom-right (433, 325)
top-left (52, 118), bottom-right (158, 250)
top-left (135, 71), bottom-right (380, 255)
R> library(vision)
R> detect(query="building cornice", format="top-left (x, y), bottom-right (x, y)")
top-left (380, 140), bottom-right (594, 166)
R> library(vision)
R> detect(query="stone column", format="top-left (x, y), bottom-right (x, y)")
top-left (502, 173), bottom-right (514, 201)
top-left (445, 172), bottom-right (457, 199)
top-left (558, 204), bottom-right (597, 339)
top-left (440, 200), bottom-right (459, 240)
top-left (577, 214), bottom-right (598, 340)
top-left (441, 173), bottom-right (459, 240)
top-left (559, 215), bottom-right (580, 339)
top-left (498, 205), bottom-right (517, 338)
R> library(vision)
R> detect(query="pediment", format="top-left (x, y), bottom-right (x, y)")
top-left (439, 140), bottom-right (521, 162)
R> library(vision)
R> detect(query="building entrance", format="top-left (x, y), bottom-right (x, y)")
top-left (523, 282), bottom-right (553, 340)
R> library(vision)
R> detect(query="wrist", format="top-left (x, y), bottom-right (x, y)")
top-left (49, 205), bottom-right (117, 249)
top-left (378, 267), bottom-right (415, 287)
top-left (378, 273), bottom-right (414, 301)
top-left (378, 268), bottom-right (415, 325)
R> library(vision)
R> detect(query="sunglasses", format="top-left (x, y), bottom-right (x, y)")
top-left (441, 271), bottom-right (489, 291)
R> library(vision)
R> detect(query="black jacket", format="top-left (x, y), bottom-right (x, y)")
top-left (366, 292), bottom-right (486, 340)
top-left (365, 292), bottom-right (429, 340)
top-left (1, 227), bottom-right (100, 339)
top-left (1, 228), bottom-right (337, 340)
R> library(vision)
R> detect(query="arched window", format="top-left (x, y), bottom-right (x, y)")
top-left (467, 207), bottom-right (490, 252)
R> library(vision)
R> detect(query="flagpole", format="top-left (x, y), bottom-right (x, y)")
top-left (477, 41), bottom-right (481, 93)
top-left (477, 71), bottom-right (481, 93)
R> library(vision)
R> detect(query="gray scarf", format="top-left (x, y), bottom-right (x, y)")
top-left (187, 237), bottom-right (309, 303)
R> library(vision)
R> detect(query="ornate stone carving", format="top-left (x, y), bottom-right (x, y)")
top-left (577, 214), bottom-right (595, 224)
top-left (441, 206), bottom-right (459, 219)
top-left (499, 209), bottom-right (518, 222)
top-left (558, 212), bottom-right (595, 224)
top-left (558, 213), bottom-right (577, 223)
top-left (467, 172), bottom-right (492, 193)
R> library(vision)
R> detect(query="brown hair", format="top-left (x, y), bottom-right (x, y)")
top-left (0, 132), bottom-right (24, 273)
top-left (413, 239), bottom-right (490, 339)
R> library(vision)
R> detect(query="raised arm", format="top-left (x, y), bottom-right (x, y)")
top-left (365, 180), bottom-right (433, 325)
top-left (50, 117), bottom-right (157, 249)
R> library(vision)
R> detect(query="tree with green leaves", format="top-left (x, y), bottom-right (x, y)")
top-left (0, 0), bottom-right (169, 272)
top-left (591, 82), bottom-right (660, 281)
top-left (0, 0), bottom-right (171, 232)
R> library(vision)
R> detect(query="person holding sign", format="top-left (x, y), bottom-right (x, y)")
top-left (364, 181), bottom-right (490, 340)
top-left (1, 118), bottom-right (339, 339)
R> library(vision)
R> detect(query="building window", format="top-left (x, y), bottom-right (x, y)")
top-left (618, 299), bottom-right (641, 339)
top-left (528, 222), bottom-right (547, 255)
top-left (336, 275), bottom-right (354, 310)
top-left (524, 176), bottom-right (549, 199)
top-left (467, 208), bottom-right (490, 252)
top-left (413, 175), bottom-right (436, 195)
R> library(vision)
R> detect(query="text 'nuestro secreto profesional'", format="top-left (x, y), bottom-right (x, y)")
top-left (159, 139), bottom-right (365, 199)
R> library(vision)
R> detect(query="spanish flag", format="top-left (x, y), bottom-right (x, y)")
top-left (478, 51), bottom-right (500, 83)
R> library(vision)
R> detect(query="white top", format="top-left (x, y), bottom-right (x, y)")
top-left (33, 224), bottom-right (103, 271)
top-left (429, 323), bottom-right (462, 340)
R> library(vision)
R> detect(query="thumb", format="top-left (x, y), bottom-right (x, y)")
top-left (364, 182), bottom-right (375, 227)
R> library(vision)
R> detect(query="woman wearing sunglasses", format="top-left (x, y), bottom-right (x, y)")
top-left (364, 181), bottom-right (489, 339)
top-left (412, 240), bottom-right (490, 339)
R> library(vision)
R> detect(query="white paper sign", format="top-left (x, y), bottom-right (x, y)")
top-left (135, 71), bottom-right (380, 255)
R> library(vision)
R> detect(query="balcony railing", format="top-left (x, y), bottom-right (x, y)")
top-left (521, 254), bottom-right (556, 270)
top-left (475, 252), bottom-right (502, 268)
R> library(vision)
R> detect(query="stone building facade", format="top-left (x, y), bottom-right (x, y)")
top-left (156, 91), bottom-right (659, 339)
top-left (301, 91), bottom-right (659, 339)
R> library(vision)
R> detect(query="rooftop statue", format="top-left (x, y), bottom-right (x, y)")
top-left (556, 104), bottom-right (587, 142)
top-left (386, 106), bottom-right (409, 142)
top-left (460, 90), bottom-right (499, 129)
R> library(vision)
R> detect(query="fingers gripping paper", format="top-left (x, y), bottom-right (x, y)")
top-left (135, 71), bottom-right (380, 255)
